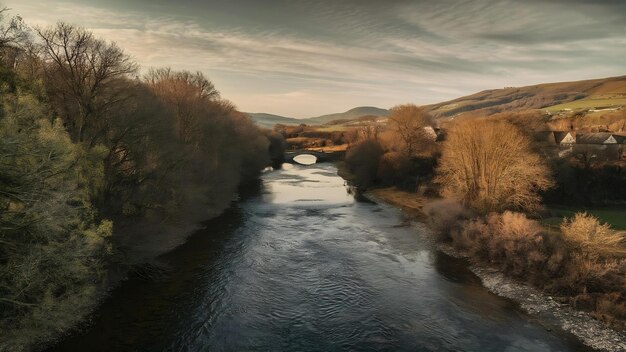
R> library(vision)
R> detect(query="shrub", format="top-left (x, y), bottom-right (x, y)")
top-left (0, 97), bottom-right (111, 350)
top-left (560, 212), bottom-right (624, 251)
top-left (377, 151), bottom-right (411, 186)
top-left (423, 199), bottom-right (469, 241)
top-left (439, 209), bottom-right (626, 327)
top-left (345, 139), bottom-right (384, 188)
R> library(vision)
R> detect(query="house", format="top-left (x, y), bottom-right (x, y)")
top-left (423, 126), bottom-right (437, 140)
top-left (576, 132), bottom-right (618, 145)
top-left (574, 133), bottom-right (624, 161)
top-left (422, 126), bottom-right (446, 142)
top-left (613, 135), bottom-right (626, 160)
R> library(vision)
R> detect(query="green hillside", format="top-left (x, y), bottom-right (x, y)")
top-left (425, 75), bottom-right (626, 118)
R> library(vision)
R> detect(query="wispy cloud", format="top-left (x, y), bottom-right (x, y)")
top-left (5, 0), bottom-right (626, 117)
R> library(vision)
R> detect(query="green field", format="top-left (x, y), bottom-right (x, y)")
top-left (542, 206), bottom-right (626, 230)
top-left (545, 96), bottom-right (626, 112)
top-left (315, 125), bottom-right (349, 132)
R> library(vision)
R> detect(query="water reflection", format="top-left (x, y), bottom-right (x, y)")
top-left (293, 154), bottom-right (317, 165)
top-left (263, 163), bottom-right (353, 205)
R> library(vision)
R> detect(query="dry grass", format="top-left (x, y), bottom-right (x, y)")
top-left (306, 144), bottom-right (348, 152)
top-left (369, 187), bottom-right (428, 219)
top-left (561, 213), bottom-right (625, 251)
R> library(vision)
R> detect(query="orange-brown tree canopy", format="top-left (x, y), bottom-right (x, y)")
top-left (436, 119), bottom-right (552, 213)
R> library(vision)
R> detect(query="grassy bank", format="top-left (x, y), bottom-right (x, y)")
top-left (543, 206), bottom-right (626, 230)
top-left (366, 187), bottom-right (427, 220)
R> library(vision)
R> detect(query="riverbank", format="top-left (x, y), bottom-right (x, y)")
top-left (33, 178), bottom-right (265, 352)
top-left (363, 186), bottom-right (626, 352)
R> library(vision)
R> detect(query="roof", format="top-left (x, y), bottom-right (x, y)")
top-left (576, 133), bottom-right (617, 144)
top-left (553, 131), bottom-right (575, 144)
top-left (612, 134), bottom-right (626, 144)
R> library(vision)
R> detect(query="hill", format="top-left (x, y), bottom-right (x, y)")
top-left (244, 113), bottom-right (301, 128)
top-left (245, 106), bottom-right (389, 128)
top-left (304, 106), bottom-right (389, 125)
top-left (425, 75), bottom-right (626, 119)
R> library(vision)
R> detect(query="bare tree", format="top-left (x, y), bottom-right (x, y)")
top-left (387, 104), bottom-right (433, 156)
top-left (0, 7), bottom-right (27, 49)
top-left (36, 22), bottom-right (138, 143)
top-left (436, 119), bottom-right (553, 213)
top-left (144, 67), bottom-right (220, 144)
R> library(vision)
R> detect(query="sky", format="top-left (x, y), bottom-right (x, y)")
top-left (4, 0), bottom-right (626, 118)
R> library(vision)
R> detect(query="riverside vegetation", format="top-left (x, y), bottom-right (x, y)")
top-left (0, 9), bottom-right (281, 351)
top-left (343, 104), bottom-right (626, 331)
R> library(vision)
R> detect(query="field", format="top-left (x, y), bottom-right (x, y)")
top-left (424, 76), bottom-right (626, 118)
top-left (542, 206), bottom-right (626, 230)
top-left (315, 125), bottom-right (349, 132)
top-left (545, 96), bottom-right (626, 113)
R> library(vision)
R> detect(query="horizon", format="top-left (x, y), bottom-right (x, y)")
top-left (5, 0), bottom-right (626, 117)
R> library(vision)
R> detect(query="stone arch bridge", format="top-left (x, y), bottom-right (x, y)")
top-left (284, 150), bottom-right (344, 163)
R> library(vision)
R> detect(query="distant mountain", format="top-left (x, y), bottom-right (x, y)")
top-left (244, 113), bottom-right (301, 128)
top-left (245, 106), bottom-right (389, 128)
top-left (424, 75), bottom-right (626, 119)
top-left (304, 106), bottom-right (389, 125)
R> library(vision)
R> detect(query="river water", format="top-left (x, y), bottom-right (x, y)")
top-left (49, 162), bottom-right (592, 352)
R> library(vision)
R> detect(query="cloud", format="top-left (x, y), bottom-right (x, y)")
top-left (4, 0), bottom-right (626, 117)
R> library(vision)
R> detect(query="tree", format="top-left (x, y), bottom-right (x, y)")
top-left (144, 67), bottom-right (219, 144)
top-left (0, 93), bottom-right (111, 350)
top-left (0, 7), bottom-right (29, 93)
top-left (36, 22), bottom-right (138, 144)
top-left (96, 83), bottom-right (184, 215)
top-left (0, 7), bottom-right (27, 50)
top-left (436, 119), bottom-right (552, 213)
top-left (345, 139), bottom-right (384, 188)
top-left (387, 104), bottom-right (433, 156)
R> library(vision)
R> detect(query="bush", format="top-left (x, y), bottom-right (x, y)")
top-left (439, 209), bottom-right (626, 328)
top-left (377, 151), bottom-right (411, 186)
top-left (560, 212), bottom-right (624, 251)
top-left (423, 199), bottom-right (469, 241)
top-left (345, 139), bottom-right (384, 189)
top-left (0, 96), bottom-right (111, 350)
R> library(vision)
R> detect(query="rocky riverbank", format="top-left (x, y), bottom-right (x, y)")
top-left (364, 187), bottom-right (626, 352)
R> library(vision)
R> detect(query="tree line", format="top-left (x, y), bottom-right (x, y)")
top-left (0, 9), bottom-right (273, 350)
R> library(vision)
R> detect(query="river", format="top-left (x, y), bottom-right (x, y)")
top-left (48, 162), bottom-right (592, 352)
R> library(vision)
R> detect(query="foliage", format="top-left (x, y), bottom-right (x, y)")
top-left (0, 94), bottom-right (111, 350)
top-left (560, 212), bottom-right (624, 250)
top-left (0, 11), bottom-right (273, 350)
top-left (343, 104), bottom-right (438, 190)
top-left (436, 119), bottom-right (553, 214)
top-left (544, 159), bottom-right (626, 206)
top-left (345, 139), bottom-right (384, 188)
top-left (36, 22), bottom-right (139, 144)
top-left (386, 104), bottom-right (433, 156)
top-left (0, 7), bottom-right (27, 49)
top-left (427, 203), bottom-right (626, 328)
